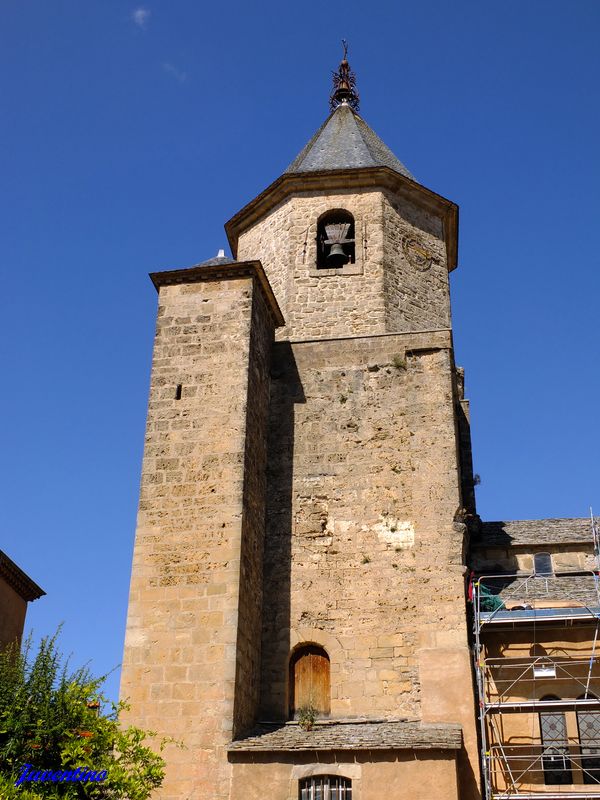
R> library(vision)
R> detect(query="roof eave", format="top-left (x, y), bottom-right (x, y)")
top-left (0, 550), bottom-right (45, 602)
top-left (225, 167), bottom-right (459, 272)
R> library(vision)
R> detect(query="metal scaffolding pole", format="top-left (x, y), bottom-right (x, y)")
top-left (471, 562), bottom-right (600, 800)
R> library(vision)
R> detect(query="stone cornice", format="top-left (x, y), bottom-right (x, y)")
top-left (150, 259), bottom-right (285, 328)
top-left (285, 328), bottom-right (453, 349)
top-left (224, 167), bottom-right (459, 272)
top-left (0, 550), bottom-right (45, 602)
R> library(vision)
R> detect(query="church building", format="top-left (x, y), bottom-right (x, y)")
top-left (120, 51), bottom-right (600, 800)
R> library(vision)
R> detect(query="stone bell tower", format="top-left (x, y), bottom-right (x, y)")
top-left (121, 49), bottom-right (480, 800)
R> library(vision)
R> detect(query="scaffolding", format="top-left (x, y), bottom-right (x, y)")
top-left (472, 518), bottom-right (600, 800)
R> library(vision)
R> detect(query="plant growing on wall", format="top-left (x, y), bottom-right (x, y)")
top-left (297, 703), bottom-right (317, 732)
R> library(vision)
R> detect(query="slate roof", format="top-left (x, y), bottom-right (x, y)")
top-left (472, 518), bottom-right (593, 549)
top-left (228, 720), bottom-right (462, 752)
top-left (198, 255), bottom-right (237, 267)
top-left (285, 104), bottom-right (414, 180)
top-left (480, 574), bottom-right (600, 608)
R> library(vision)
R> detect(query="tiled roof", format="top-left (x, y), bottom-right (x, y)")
top-left (228, 719), bottom-right (462, 752)
top-left (472, 518), bottom-right (593, 548)
top-left (285, 104), bottom-right (414, 180)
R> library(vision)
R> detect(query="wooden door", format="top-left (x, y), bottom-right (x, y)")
top-left (289, 645), bottom-right (330, 717)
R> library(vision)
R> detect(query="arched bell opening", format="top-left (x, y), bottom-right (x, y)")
top-left (316, 209), bottom-right (355, 269)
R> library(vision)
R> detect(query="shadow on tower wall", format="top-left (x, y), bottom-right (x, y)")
top-left (259, 341), bottom-right (305, 721)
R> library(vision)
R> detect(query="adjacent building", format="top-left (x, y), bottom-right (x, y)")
top-left (0, 550), bottom-right (45, 651)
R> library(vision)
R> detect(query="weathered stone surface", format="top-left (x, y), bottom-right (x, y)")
top-left (120, 272), bottom-right (277, 800)
top-left (236, 190), bottom-right (450, 341)
top-left (259, 332), bottom-right (467, 719)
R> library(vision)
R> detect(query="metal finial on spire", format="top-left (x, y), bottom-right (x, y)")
top-left (329, 40), bottom-right (359, 112)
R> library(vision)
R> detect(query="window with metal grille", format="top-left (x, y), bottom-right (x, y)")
top-left (577, 695), bottom-right (600, 784)
top-left (534, 552), bottom-right (553, 576)
top-left (540, 695), bottom-right (572, 784)
top-left (299, 776), bottom-right (351, 800)
top-left (289, 644), bottom-right (330, 719)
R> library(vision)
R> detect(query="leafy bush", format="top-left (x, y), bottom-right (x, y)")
top-left (0, 630), bottom-right (171, 798)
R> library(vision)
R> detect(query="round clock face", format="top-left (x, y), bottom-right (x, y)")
top-left (403, 236), bottom-right (433, 272)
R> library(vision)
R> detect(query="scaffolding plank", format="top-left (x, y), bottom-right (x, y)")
top-left (480, 607), bottom-right (600, 625)
top-left (485, 698), bottom-right (600, 713)
top-left (492, 795), bottom-right (600, 800)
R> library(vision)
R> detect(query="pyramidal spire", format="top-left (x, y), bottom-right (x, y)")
top-left (330, 40), bottom-right (359, 112)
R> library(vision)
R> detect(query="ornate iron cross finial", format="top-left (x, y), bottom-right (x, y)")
top-left (330, 40), bottom-right (359, 112)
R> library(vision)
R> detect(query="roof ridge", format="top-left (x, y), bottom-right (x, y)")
top-left (285, 109), bottom-right (337, 173)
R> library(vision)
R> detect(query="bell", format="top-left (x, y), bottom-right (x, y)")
top-left (327, 243), bottom-right (349, 266)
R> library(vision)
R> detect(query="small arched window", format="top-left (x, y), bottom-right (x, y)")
top-left (289, 644), bottom-right (330, 719)
top-left (317, 210), bottom-right (355, 269)
top-left (534, 552), bottom-right (554, 576)
top-left (299, 776), bottom-right (351, 800)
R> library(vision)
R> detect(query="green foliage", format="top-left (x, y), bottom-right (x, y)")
top-left (297, 704), bottom-right (317, 732)
top-left (0, 630), bottom-right (172, 798)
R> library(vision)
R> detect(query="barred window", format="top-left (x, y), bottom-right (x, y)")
top-left (299, 776), bottom-right (352, 800)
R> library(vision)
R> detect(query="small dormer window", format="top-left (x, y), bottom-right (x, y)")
top-left (534, 552), bottom-right (553, 576)
top-left (317, 210), bottom-right (355, 269)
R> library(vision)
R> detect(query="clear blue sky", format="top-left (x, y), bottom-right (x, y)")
top-left (2, 1), bottom-right (599, 703)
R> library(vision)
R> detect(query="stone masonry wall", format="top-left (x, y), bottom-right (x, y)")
top-left (259, 329), bottom-right (479, 797)
top-left (237, 190), bottom-right (387, 340)
top-left (120, 275), bottom-right (274, 800)
top-left (233, 284), bottom-right (274, 736)
top-left (236, 199), bottom-right (294, 326)
top-left (381, 190), bottom-right (451, 332)
top-left (260, 331), bottom-right (468, 718)
top-left (236, 188), bottom-right (451, 341)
